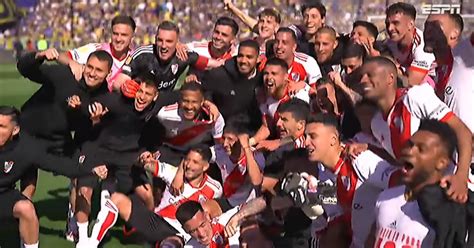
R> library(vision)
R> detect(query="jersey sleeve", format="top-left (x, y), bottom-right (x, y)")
top-left (254, 151), bottom-right (266, 171)
top-left (212, 114), bottom-right (225, 139)
top-left (407, 84), bottom-right (454, 121)
top-left (156, 161), bottom-right (178, 184)
top-left (302, 56), bottom-right (322, 86)
top-left (187, 52), bottom-right (209, 71)
top-left (122, 45), bottom-right (153, 77)
top-left (410, 45), bottom-right (435, 74)
top-left (69, 43), bottom-right (101, 64)
top-left (352, 151), bottom-right (401, 189)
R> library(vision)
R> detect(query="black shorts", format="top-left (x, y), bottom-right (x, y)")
top-left (76, 145), bottom-right (140, 194)
top-left (128, 194), bottom-right (178, 242)
top-left (215, 197), bottom-right (233, 213)
top-left (0, 190), bottom-right (29, 220)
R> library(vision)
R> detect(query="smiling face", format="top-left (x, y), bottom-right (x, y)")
top-left (222, 131), bottom-right (240, 156)
top-left (156, 29), bottom-right (178, 62)
top-left (179, 89), bottom-right (204, 121)
top-left (111, 23), bottom-right (134, 54)
top-left (399, 130), bottom-right (449, 190)
top-left (83, 56), bottom-right (111, 89)
top-left (303, 7), bottom-right (324, 36)
top-left (183, 150), bottom-right (209, 182)
top-left (274, 31), bottom-right (297, 62)
top-left (314, 32), bottom-right (337, 64)
top-left (134, 82), bottom-right (158, 112)
top-left (211, 24), bottom-right (235, 51)
top-left (257, 15), bottom-right (279, 40)
top-left (263, 64), bottom-right (288, 97)
top-left (359, 61), bottom-right (395, 101)
top-left (236, 46), bottom-right (258, 76)
top-left (385, 12), bottom-right (413, 43)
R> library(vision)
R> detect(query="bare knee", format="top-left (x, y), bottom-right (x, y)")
top-left (78, 187), bottom-right (93, 200)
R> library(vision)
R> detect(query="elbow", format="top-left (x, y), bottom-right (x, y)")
top-left (250, 174), bottom-right (263, 187)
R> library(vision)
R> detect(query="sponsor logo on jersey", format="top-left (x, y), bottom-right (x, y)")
top-left (388, 221), bottom-right (397, 229)
top-left (171, 64), bottom-right (178, 75)
top-left (3, 161), bottom-right (14, 173)
top-left (212, 233), bottom-right (224, 245)
top-left (445, 86), bottom-right (453, 95)
top-left (78, 155), bottom-right (86, 164)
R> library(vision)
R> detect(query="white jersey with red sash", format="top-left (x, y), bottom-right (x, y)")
top-left (157, 103), bottom-right (225, 147)
top-left (186, 40), bottom-right (236, 60)
top-left (68, 42), bottom-right (133, 91)
top-left (374, 186), bottom-right (435, 248)
top-left (328, 149), bottom-right (401, 247)
top-left (291, 52), bottom-right (322, 86)
top-left (153, 161), bottom-right (223, 239)
top-left (213, 145), bottom-right (265, 206)
top-left (431, 51), bottom-right (454, 99)
top-left (386, 28), bottom-right (435, 76)
top-left (371, 84), bottom-right (454, 159)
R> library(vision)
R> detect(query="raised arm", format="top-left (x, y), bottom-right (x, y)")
top-left (224, 0), bottom-right (258, 30)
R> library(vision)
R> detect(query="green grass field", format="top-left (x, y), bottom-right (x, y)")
top-left (0, 63), bottom-right (144, 248)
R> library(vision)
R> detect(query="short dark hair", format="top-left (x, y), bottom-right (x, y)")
top-left (134, 72), bottom-right (157, 88)
top-left (0, 106), bottom-right (20, 125)
top-left (342, 41), bottom-right (366, 60)
top-left (88, 50), bottom-right (113, 71)
top-left (180, 82), bottom-right (204, 95)
top-left (224, 114), bottom-right (250, 135)
top-left (306, 113), bottom-right (341, 138)
top-left (364, 56), bottom-right (398, 75)
top-left (111, 15), bottom-right (136, 31)
top-left (386, 2), bottom-right (416, 20)
top-left (277, 98), bottom-right (310, 122)
top-left (157, 21), bottom-right (180, 35)
top-left (188, 144), bottom-right (212, 163)
top-left (176, 201), bottom-right (203, 227)
top-left (418, 119), bottom-right (457, 157)
top-left (276, 27), bottom-right (297, 42)
top-left (302, 1), bottom-right (327, 19)
top-left (215, 16), bottom-right (239, 36)
top-left (353, 20), bottom-right (379, 40)
top-left (259, 8), bottom-right (281, 24)
top-left (449, 14), bottom-right (464, 34)
top-left (239, 39), bottom-right (260, 54)
top-left (265, 57), bottom-right (289, 71)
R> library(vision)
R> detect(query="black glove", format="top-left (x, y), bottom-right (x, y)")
top-left (280, 172), bottom-right (309, 207)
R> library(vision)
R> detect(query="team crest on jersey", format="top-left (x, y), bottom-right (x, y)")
top-left (171, 64), bottom-right (178, 75)
top-left (341, 176), bottom-right (351, 191)
top-left (3, 161), bottom-right (14, 173)
top-left (78, 155), bottom-right (86, 164)
top-left (290, 72), bottom-right (300, 81)
top-left (198, 194), bottom-right (207, 203)
top-left (212, 232), bottom-right (224, 245)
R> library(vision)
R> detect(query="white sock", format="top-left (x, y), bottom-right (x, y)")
top-left (89, 199), bottom-right (119, 246)
top-left (23, 242), bottom-right (39, 248)
top-left (77, 221), bottom-right (89, 241)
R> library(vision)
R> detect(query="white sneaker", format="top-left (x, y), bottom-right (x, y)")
top-left (76, 240), bottom-right (94, 248)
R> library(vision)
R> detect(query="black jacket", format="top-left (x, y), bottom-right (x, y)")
top-left (417, 184), bottom-right (466, 248)
top-left (0, 132), bottom-right (92, 193)
top-left (17, 52), bottom-right (109, 148)
top-left (201, 57), bottom-right (263, 131)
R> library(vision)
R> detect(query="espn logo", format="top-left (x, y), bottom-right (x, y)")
top-left (421, 3), bottom-right (461, 14)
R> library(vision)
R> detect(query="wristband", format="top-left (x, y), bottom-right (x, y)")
top-left (249, 137), bottom-right (256, 146)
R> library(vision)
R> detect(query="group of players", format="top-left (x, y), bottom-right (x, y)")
top-left (1, 0), bottom-right (474, 247)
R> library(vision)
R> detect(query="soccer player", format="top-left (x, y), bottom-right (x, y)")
top-left (350, 20), bottom-right (380, 57)
top-left (58, 15), bottom-right (135, 91)
top-left (314, 27), bottom-right (342, 76)
top-left (423, 14), bottom-right (464, 97)
top-left (385, 2), bottom-right (435, 86)
top-left (272, 27), bottom-right (322, 88)
top-left (116, 21), bottom-right (222, 93)
top-left (0, 106), bottom-right (107, 248)
top-left (186, 16), bottom-right (239, 60)
top-left (83, 145), bottom-right (222, 247)
top-left (223, 0), bottom-right (281, 55)
top-left (251, 57), bottom-right (310, 147)
top-left (155, 82), bottom-right (225, 166)
top-left (73, 76), bottom-right (176, 247)
top-left (374, 120), bottom-right (457, 247)
top-left (304, 113), bottom-right (400, 247)
top-left (359, 56), bottom-right (472, 203)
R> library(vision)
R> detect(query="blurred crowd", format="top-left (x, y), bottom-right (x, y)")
top-left (2, 0), bottom-right (471, 52)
